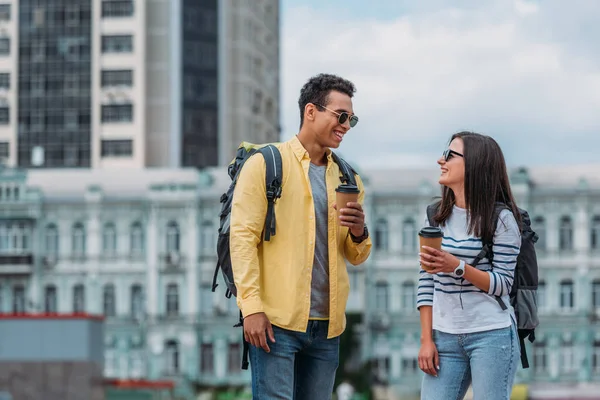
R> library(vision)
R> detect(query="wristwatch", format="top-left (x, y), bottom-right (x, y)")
top-left (454, 259), bottom-right (465, 277)
top-left (350, 225), bottom-right (369, 243)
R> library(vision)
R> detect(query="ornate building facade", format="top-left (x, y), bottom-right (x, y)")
top-left (1, 163), bottom-right (599, 398)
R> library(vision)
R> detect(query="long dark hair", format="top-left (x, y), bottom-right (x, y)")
top-left (433, 131), bottom-right (521, 244)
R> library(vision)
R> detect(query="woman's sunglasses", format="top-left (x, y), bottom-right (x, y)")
top-left (443, 149), bottom-right (464, 161)
top-left (314, 104), bottom-right (359, 128)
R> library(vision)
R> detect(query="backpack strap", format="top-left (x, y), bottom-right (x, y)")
top-left (483, 204), bottom-right (512, 311)
top-left (426, 203), bottom-right (439, 227)
top-left (257, 145), bottom-right (282, 242)
top-left (331, 151), bottom-right (357, 186)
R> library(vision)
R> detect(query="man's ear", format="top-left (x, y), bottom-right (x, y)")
top-left (304, 103), bottom-right (317, 123)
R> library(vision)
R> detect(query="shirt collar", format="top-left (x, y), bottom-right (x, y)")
top-left (289, 135), bottom-right (333, 164)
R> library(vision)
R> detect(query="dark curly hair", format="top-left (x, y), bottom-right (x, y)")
top-left (297, 73), bottom-right (356, 128)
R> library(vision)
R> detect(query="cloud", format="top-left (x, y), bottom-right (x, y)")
top-left (280, 0), bottom-right (600, 169)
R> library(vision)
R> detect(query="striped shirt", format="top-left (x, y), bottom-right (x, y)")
top-left (416, 206), bottom-right (521, 334)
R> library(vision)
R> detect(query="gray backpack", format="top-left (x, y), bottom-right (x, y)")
top-left (426, 202), bottom-right (539, 368)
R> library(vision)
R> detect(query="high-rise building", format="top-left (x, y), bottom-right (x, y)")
top-left (0, 0), bottom-right (279, 169)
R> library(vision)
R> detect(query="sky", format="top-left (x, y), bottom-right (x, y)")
top-left (279, 0), bottom-right (600, 169)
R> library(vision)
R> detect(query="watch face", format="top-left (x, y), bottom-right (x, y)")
top-left (456, 268), bottom-right (464, 277)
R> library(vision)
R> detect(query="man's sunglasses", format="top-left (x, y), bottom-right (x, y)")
top-left (443, 149), bottom-right (464, 161)
top-left (314, 104), bottom-right (359, 128)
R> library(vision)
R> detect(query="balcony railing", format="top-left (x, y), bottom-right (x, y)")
top-left (0, 253), bottom-right (34, 274)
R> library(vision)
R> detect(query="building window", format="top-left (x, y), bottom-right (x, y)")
top-left (593, 340), bottom-right (600, 375)
top-left (102, 0), bottom-right (134, 18)
top-left (560, 340), bottom-right (576, 374)
top-left (375, 281), bottom-right (389, 312)
top-left (102, 222), bottom-right (117, 255)
top-left (103, 284), bottom-right (116, 317)
top-left (201, 343), bottom-right (214, 374)
top-left (101, 104), bottom-right (133, 123)
top-left (30, 110), bottom-right (44, 131)
top-left (13, 285), bottom-right (25, 313)
top-left (228, 342), bottom-right (241, 373)
top-left (537, 280), bottom-right (546, 312)
top-left (559, 216), bottom-right (573, 251)
top-left (0, 141), bottom-right (8, 159)
top-left (31, 76), bottom-right (44, 96)
top-left (200, 284), bottom-right (213, 316)
top-left (101, 35), bottom-right (133, 53)
top-left (64, 75), bottom-right (78, 94)
top-left (0, 107), bottom-right (9, 125)
top-left (533, 341), bottom-right (547, 374)
top-left (65, 5), bottom-right (80, 26)
top-left (64, 110), bottom-right (78, 130)
top-left (31, 41), bottom-right (45, 61)
top-left (101, 69), bottom-right (133, 87)
top-left (130, 221), bottom-right (144, 255)
top-left (402, 281), bottom-right (415, 312)
top-left (0, 4), bottom-right (10, 21)
top-left (373, 356), bottom-right (390, 384)
top-left (559, 280), bottom-right (574, 311)
top-left (402, 218), bottom-right (416, 253)
top-left (166, 221), bottom-right (180, 252)
top-left (101, 139), bottom-right (133, 157)
top-left (200, 220), bottom-right (214, 253)
top-left (592, 280), bottom-right (600, 311)
top-left (131, 284), bottom-right (144, 319)
top-left (0, 38), bottom-right (9, 56)
top-left (73, 284), bottom-right (85, 313)
top-left (0, 222), bottom-right (31, 253)
top-left (44, 285), bottom-right (57, 313)
top-left (375, 219), bottom-right (388, 251)
top-left (533, 217), bottom-right (546, 250)
top-left (45, 224), bottom-right (59, 255)
top-left (164, 340), bottom-right (179, 374)
top-left (0, 73), bottom-right (9, 89)
top-left (64, 145), bottom-right (79, 167)
top-left (166, 284), bottom-right (179, 316)
top-left (401, 356), bottom-right (418, 375)
top-left (592, 216), bottom-right (600, 251)
top-left (72, 222), bottom-right (86, 256)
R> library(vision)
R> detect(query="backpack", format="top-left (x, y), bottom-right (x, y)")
top-left (212, 141), bottom-right (358, 369)
top-left (426, 202), bottom-right (539, 369)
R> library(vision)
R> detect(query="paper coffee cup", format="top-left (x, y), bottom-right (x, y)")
top-left (418, 227), bottom-right (443, 270)
top-left (335, 183), bottom-right (360, 224)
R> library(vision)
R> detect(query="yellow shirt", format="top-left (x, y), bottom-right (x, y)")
top-left (230, 136), bottom-right (372, 339)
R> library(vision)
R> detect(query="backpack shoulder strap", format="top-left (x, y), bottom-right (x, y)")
top-left (426, 203), bottom-right (439, 227)
top-left (257, 145), bottom-right (282, 242)
top-left (330, 151), bottom-right (357, 186)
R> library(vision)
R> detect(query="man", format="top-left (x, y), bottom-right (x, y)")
top-left (230, 73), bottom-right (372, 399)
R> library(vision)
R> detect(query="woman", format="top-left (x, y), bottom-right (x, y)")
top-left (417, 131), bottom-right (521, 400)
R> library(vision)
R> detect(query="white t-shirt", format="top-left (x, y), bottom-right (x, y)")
top-left (416, 206), bottom-right (521, 334)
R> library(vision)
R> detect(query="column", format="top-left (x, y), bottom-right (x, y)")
top-left (147, 205), bottom-right (159, 315)
top-left (30, 219), bottom-right (41, 311)
top-left (546, 211), bottom-right (559, 253)
top-left (548, 334), bottom-right (560, 380)
top-left (215, 336), bottom-right (227, 379)
top-left (187, 206), bottom-right (198, 317)
top-left (87, 207), bottom-right (101, 314)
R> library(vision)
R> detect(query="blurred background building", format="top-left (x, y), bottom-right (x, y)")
top-left (0, 0), bottom-right (279, 170)
top-left (2, 162), bottom-right (600, 399)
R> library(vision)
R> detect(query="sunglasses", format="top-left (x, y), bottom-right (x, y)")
top-left (314, 104), bottom-right (359, 128)
top-left (443, 149), bottom-right (464, 161)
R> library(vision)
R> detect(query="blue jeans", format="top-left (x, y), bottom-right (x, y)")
top-left (249, 320), bottom-right (340, 400)
top-left (421, 323), bottom-right (520, 400)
